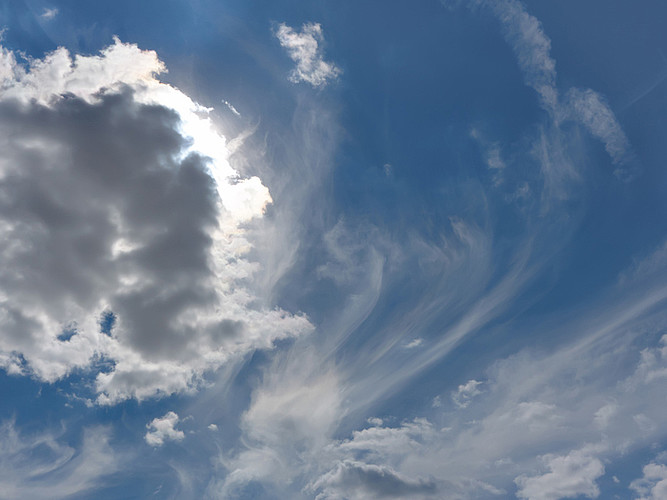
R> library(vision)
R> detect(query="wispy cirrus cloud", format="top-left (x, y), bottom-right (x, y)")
top-left (0, 420), bottom-right (119, 499)
top-left (445, 0), bottom-right (635, 178)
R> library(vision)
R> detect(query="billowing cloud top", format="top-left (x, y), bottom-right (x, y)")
top-left (0, 38), bottom-right (312, 404)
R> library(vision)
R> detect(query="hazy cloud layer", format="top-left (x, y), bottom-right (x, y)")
top-left (0, 420), bottom-right (118, 500)
top-left (0, 39), bottom-right (312, 404)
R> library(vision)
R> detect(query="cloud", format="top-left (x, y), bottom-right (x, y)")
top-left (451, 379), bottom-right (483, 408)
top-left (446, 0), bottom-right (634, 176)
top-left (275, 22), bottom-right (340, 87)
top-left (40, 8), bottom-right (58, 21)
top-left (404, 338), bottom-right (423, 349)
top-left (215, 352), bottom-right (344, 495)
top-left (630, 462), bottom-right (667, 500)
top-left (309, 460), bottom-right (437, 500)
top-left (145, 411), bottom-right (185, 447)
top-left (563, 88), bottom-right (634, 177)
top-left (0, 420), bottom-right (119, 499)
top-left (222, 99), bottom-right (241, 117)
top-left (514, 446), bottom-right (605, 500)
top-left (0, 38), bottom-right (312, 404)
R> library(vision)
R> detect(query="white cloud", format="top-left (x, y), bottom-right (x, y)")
top-left (515, 446), bottom-right (605, 500)
top-left (564, 88), bottom-right (634, 177)
top-left (593, 402), bottom-right (618, 430)
top-left (208, 424), bottom-right (218, 431)
top-left (145, 411), bottom-right (185, 447)
top-left (630, 462), bottom-right (667, 500)
top-left (451, 379), bottom-right (483, 408)
top-left (0, 38), bottom-right (312, 404)
top-left (447, 0), bottom-right (634, 176)
top-left (629, 334), bottom-right (667, 385)
top-left (0, 420), bottom-right (118, 499)
top-left (222, 99), bottom-right (241, 116)
top-left (40, 8), bottom-right (58, 20)
top-left (275, 22), bottom-right (340, 87)
top-left (404, 338), bottom-right (423, 349)
top-left (309, 460), bottom-right (437, 500)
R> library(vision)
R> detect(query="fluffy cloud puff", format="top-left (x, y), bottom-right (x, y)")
top-left (514, 446), bottom-right (605, 500)
top-left (0, 39), bottom-right (312, 404)
top-left (275, 22), bottom-right (340, 87)
top-left (145, 411), bottom-right (185, 447)
top-left (630, 462), bottom-right (667, 500)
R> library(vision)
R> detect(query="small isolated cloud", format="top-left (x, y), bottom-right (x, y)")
top-left (208, 424), bottom-right (218, 431)
top-left (514, 446), bottom-right (605, 500)
top-left (404, 338), bottom-right (423, 349)
top-left (630, 462), bottom-right (667, 500)
top-left (451, 379), bottom-right (483, 408)
top-left (222, 99), bottom-right (240, 116)
top-left (40, 8), bottom-right (58, 20)
top-left (145, 411), bottom-right (185, 447)
top-left (275, 22), bottom-right (340, 87)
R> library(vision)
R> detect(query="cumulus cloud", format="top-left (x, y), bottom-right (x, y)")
top-left (630, 462), bottom-right (667, 500)
top-left (628, 334), bottom-right (667, 385)
top-left (145, 411), bottom-right (185, 447)
top-left (451, 379), bottom-right (483, 408)
top-left (514, 446), bottom-right (605, 500)
top-left (309, 460), bottom-right (437, 500)
top-left (0, 38), bottom-right (312, 404)
top-left (275, 22), bottom-right (340, 87)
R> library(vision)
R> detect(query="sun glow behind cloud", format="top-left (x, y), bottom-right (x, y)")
top-left (0, 1), bottom-right (666, 499)
top-left (0, 38), bottom-right (311, 404)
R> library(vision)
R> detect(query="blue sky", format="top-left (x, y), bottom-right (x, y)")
top-left (0, 0), bottom-right (666, 498)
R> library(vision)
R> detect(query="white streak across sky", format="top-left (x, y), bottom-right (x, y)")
top-left (0, 1), bottom-right (665, 499)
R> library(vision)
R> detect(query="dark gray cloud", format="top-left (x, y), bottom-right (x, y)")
top-left (0, 41), bottom-right (311, 403)
top-left (312, 460), bottom-right (438, 499)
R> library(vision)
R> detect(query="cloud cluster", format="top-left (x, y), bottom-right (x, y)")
top-left (213, 244), bottom-right (667, 497)
top-left (631, 462), bottom-right (667, 500)
top-left (275, 22), bottom-right (341, 87)
top-left (0, 38), bottom-right (312, 404)
top-left (514, 446), bottom-right (605, 500)
top-left (145, 411), bottom-right (185, 447)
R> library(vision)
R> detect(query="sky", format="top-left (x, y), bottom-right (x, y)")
top-left (0, 1), bottom-right (666, 499)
